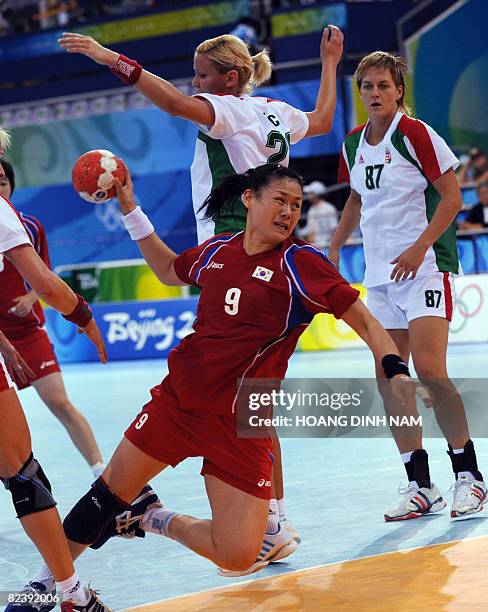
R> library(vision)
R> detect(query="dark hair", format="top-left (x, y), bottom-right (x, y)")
top-left (200, 163), bottom-right (303, 221)
top-left (0, 159), bottom-right (15, 195)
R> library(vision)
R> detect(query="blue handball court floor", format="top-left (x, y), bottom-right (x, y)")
top-left (1, 345), bottom-right (488, 610)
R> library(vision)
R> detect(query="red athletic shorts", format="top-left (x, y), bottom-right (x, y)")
top-left (0, 354), bottom-right (13, 391)
top-left (10, 329), bottom-right (61, 390)
top-left (125, 378), bottom-right (273, 500)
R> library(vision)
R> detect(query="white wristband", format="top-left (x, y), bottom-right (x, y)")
top-left (122, 206), bottom-right (154, 240)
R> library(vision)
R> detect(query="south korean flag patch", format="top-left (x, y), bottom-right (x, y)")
top-left (252, 266), bottom-right (274, 282)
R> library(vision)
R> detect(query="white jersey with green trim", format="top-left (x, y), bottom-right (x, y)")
top-left (338, 112), bottom-right (460, 288)
top-left (191, 93), bottom-right (309, 243)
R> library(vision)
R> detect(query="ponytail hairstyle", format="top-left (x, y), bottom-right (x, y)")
top-left (201, 163), bottom-right (303, 221)
top-left (196, 34), bottom-right (272, 94)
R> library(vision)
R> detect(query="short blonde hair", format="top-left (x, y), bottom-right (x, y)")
top-left (196, 34), bottom-right (272, 95)
top-left (0, 126), bottom-right (12, 155)
top-left (354, 51), bottom-right (410, 113)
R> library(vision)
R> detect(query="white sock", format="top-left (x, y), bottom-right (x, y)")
top-left (408, 481), bottom-right (420, 491)
top-left (141, 507), bottom-right (179, 537)
top-left (277, 497), bottom-right (287, 521)
top-left (32, 563), bottom-right (54, 589)
top-left (266, 511), bottom-right (280, 535)
top-left (269, 499), bottom-right (278, 514)
top-left (401, 451), bottom-right (414, 463)
top-left (452, 448), bottom-right (464, 454)
top-left (56, 573), bottom-right (88, 605)
top-left (90, 462), bottom-right (105, 479)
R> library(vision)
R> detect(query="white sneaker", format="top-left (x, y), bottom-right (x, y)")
top-left (384, 483), bottom-right (446, 522)
top-left (61, 586), bottom-right (113, 611)
top-left (451, 476), bottom-right (487, 519)
top-left (217, 524), bottom-right (295, 577)
top-left (280, 518), bottom-right (301, 544)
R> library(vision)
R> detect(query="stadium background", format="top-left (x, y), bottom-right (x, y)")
top-left (2, 0), bottom-right (486, 362)
top-left (1, 1), bottom-right (487, 610)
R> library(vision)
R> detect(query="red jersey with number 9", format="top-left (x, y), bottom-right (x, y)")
top-left (157, 232), bottom-right (360, 415)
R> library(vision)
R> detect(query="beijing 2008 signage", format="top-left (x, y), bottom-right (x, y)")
top-left (45, 298), bottom-right (198, 362)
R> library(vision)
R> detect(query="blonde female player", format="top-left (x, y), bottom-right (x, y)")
top-left (0, 130), bottom-right (110, 611)
top-left (329, 52), bottom-right (486, 521)
top-left (26, 164), bottom-right (425, 597)
top-left (58, 23), bottom-right (344, 557)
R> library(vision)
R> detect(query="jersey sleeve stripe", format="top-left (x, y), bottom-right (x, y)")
top-left (188, 233), bottom-right (239, 283)
top-left (20, 214), bottom-right (41, 252)
top-left (338, 144), bottom-right (350, 183)
top-left (283, 244), bottom-right (335, 309)
top-left (398, 116), bottom-right (442, 183)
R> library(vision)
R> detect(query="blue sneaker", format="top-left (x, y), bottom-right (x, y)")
top-left (5, 581), bottom-right (57, 611)
top-left (90, 484), bottom-right (161, 549)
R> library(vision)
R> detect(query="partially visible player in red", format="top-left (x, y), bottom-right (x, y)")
top-left (0, 159), bottom-right (105, 479)
top-left (29, 163), bottom-right (425, 588)
top-left (0, 128), bottom-right (111, 611)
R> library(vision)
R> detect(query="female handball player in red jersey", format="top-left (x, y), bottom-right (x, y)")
top-left (0, 129), bottom-right (110, 611)
top-left (29, 164), bottom-right (425, 590)
top-left (58, 23), bottom-right (343, 554)
top-left (329, 51), bottom-right (486, 521)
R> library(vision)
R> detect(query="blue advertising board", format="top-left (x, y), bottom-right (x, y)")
top-left (45, 297), bottom-right (198, 363)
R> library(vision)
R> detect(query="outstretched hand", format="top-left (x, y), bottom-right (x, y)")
top-left (58, 32), bottom-right (119, 67)
top-left (390, 375), bottom-right (433, 409)
top-left (77, 318), bottom-right (108, 364)
top-left (320, 25), bottom-right (344, 65)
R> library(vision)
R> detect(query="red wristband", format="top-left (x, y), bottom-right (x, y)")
top-left (110, 54), bottom-right (142, 86)
top-left (62, 294), bottom-right (93, 328)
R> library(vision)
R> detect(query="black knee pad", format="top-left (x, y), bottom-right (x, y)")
top-left (63, 476), bottom-right (130, 545)
top-left (1, 453), bottom-right (56, 519)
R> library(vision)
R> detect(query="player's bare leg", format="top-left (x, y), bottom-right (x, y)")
top-left (409, 317), bottom-right (468, 446)
top-left (0, 388), bottom-right (99, 606)
top-left (34, 437), bottom-right (287, 581)
top-left (375, 329), bottom-right (445, 521)
top-left (33, 372), bottom-right (104, 476)
top-left (164, 475), bottom-right (268, 571)
top-left (30, 437), bottom-right (167, 590)
top-left (410, 316), bottom-right (485, 518)
top-left (375, 329), bottom-right (422, 453)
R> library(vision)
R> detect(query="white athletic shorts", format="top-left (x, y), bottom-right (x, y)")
top-left (0, 353), bottom-right (13, 392)
top-left (367, 272), bottom-right (454, 330)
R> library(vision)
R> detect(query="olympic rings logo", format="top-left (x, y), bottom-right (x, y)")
top-left (95, 200), bottom-right (125, 232)
top-left (451, 283), bottom-right (484, 334)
